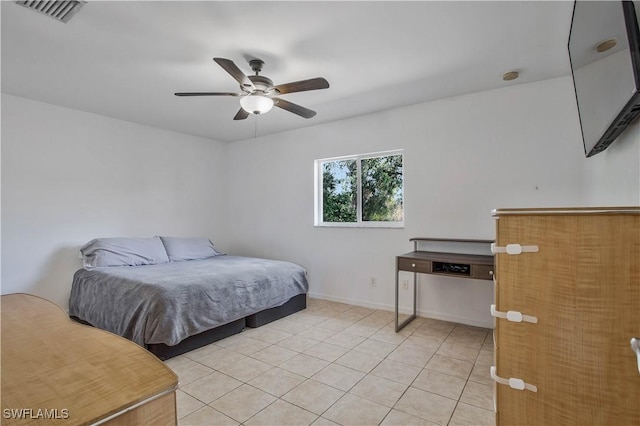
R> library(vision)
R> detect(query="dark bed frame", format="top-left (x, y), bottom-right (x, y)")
top-left (71, 293), bottom-right (307, 360)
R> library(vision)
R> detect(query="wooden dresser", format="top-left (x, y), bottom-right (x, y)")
top-left (491, 207), bottom-right (640, 425)
top-left (1, 293), bottom-right (178, 425)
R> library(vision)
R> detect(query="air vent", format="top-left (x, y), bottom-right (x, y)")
top-left (16, 1), bottom-right (85, 23)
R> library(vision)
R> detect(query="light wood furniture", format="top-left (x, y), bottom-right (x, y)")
top-left (492, 207), bottom-right (640, 425)
top-left (395, 238), bottom-right (494, 331)
top-left (1, 293), bottom-right (178, 425)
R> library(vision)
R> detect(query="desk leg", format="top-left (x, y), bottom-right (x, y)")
top-left (413, 271), bottom-right (417, 318)
top-left (395, 268), bottom-right (417, 332)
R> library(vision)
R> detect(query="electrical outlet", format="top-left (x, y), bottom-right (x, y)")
top-left (370, 277), bottom-right (377, 287)
top-left (402, 280), bottom-right (409, 290)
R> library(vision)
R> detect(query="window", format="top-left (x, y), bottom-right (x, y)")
top-left (315, 150), bottom-right (404, 227)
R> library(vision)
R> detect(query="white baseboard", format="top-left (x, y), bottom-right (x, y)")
top-left (308, 291), bottom-right (494, 329)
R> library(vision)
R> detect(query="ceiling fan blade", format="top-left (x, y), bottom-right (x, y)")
top-left (233, 108), bottom-right (250, 120)
top-left (273, 77), bottom-right (329, 95)
top-left (174, 92), bottom-right (239, 96)
top-left (273, 97), bottom-right (317, 119)
top-left (213, 58), bottom-right (255, 91)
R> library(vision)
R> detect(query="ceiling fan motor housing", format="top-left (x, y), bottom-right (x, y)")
top-left (246, 75), bottom-right (274, 94)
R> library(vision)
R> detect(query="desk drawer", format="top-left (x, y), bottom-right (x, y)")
top-left (471, 264), bottom-right (494, 280)
top-left (398, 257), bottom-right (431, 274)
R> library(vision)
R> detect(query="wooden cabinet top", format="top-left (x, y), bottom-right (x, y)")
top-left (1, 293), bottom-right (178, 425)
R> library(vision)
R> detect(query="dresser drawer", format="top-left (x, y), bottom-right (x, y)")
top-left (397, 257), bottom-right (431, 274)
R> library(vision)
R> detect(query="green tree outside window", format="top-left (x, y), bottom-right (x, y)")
top-left (321, 153), bottom-right (403, 224)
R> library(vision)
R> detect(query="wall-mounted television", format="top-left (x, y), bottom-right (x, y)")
top-left (568, 1), bottom-right (640, 157)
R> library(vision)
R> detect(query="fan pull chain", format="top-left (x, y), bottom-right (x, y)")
top-left (254, 115), bottom-right (258, 138)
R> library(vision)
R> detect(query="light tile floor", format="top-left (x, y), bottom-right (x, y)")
top-left (165, 298), bottom-right (495, 426)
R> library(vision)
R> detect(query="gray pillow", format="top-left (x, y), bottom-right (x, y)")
top-left (160, 237), bottom-right (222, 262)
top-left (80, 237), bottom-right (170, 269)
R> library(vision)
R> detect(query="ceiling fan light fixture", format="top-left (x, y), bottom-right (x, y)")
top-left (240, 94), bottom-right (274, 115)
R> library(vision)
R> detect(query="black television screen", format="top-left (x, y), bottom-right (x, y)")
top-left (568, 1), bottom-right (640, 157)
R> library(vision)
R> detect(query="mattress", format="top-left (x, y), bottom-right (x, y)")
top-left (69, 255), bottom-right (308, 346)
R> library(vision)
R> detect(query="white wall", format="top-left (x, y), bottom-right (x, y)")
top-left (2, 75), bottom-right (638, 325)
top-left (581, 118), bottom-right (640, 205)
top-left (1, 94), bottom-right (229, 309)
top-left (225, 75), bottom-right (638, 328)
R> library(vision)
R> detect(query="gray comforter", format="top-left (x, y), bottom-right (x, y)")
top-left (69, 256), bottom-right (308, 346)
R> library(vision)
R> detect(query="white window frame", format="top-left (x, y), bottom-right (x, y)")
top-left (314, 149), bottom-right (404, 228)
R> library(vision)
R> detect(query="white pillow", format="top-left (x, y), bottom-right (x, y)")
top-left (80, 237), bottom-right (170, 268)
top-left (159, 237), bottom-right (222, 262)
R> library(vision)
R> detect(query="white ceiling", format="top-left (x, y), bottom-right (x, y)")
top-left (1, 1), bottom-right (575, 142)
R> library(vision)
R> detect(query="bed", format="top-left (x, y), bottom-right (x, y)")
top-left (68, 236), bottom-right (308, 359)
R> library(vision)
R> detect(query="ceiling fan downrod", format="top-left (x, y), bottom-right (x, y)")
top-left (249, 59), bottom-right (264, 75)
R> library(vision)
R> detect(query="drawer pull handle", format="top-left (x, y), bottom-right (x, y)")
top-left (490, 366), bottom-right (537, 392)
top-left (491, 304), bottom-right (538, 324)
top-left (493, 380), bottom-right (497, 413)
top-left (411, 263), bottom-right (416, 268)
top-left (491, 243), bottom-right (539, 255)
top-left (631, 338), bottom-right (640, 374)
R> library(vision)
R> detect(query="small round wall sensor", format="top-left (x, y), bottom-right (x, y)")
top-left (596, 38), bottom-right (617, 53)
top-left (502, 71), bottom-right (519, 81)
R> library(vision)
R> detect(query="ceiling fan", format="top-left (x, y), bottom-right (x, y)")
top-left (175, 58), bottom-right (330, 120)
